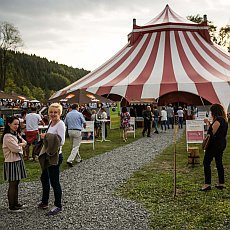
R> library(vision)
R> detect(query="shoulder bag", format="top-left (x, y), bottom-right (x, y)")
top-left (33, 122), bottom-right (51, 156)
top-left (202, 134), bottom-right (211, 150)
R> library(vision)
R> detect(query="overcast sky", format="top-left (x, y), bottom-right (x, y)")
top-left (0, 0), bottom-right (229, 71)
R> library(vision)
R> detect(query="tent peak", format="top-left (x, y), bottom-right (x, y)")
top-left (145, 4), bottom-right (197, 26)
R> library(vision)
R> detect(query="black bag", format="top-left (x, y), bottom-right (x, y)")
top-left (202, 134), bottom-right (211, 150)
top-left (33, 140), bottom-right (43, 156)
top-left (33, 122), bottom-right (52, 156)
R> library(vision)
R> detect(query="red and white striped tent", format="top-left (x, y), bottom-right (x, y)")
top-left (50, 5), bottom-right (230, 109)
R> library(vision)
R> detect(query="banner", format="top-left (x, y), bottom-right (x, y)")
top-left (109, 102), bottom-right (121, 129)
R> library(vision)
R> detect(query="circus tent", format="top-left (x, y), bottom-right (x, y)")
top-left (50, 5), bottom-right (230, 109)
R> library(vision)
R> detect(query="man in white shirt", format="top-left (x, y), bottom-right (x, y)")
top-left (25, 107), bottom-right (44, 160)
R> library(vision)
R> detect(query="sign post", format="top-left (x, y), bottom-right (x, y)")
top-left (81, 121), bottom-right (95, 149)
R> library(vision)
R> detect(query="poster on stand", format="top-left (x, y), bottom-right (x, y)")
top-left (186, 120), bottom-right (204, 151)
top-left (127, 117), bottom-right (135, 138)
top-left (109, 102), bottom-right (121, 129)
top-left (81, 121), bottom-right (95, 149)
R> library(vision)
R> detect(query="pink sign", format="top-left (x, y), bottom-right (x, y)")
top-left (187, 131), bottom-right (204, 141)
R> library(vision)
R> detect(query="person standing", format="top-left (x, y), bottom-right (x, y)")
top-left (200, 104), bottom-right (228, 191)
top-left (166, 104), bottom-right (174, 129)
top-left (25, 107), bottom-right (44, 160)
top-left (160, 107), bottom-right (167, 132)
top-left (120, 106), bottom-right (131, 142)
top-left (65, 103), bottom-right (86, 167)
top-left (177, 106), bottom-right (184, 129)
top-left (142, 106), bottom-right (152, 137)
top-left (2, 116), bottom-right (27, 212)
top-left (153, 106), bottom-right (159, 134)
top-left (38, 103), bottom-right (65, 216)
top-left (100, 108), bottom-right (108, 138)
top-left (91, 110), bottom-right (100, 138)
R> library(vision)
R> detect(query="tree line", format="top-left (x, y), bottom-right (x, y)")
top-left (0, 21), bottom-right (90, 102)
top-left (5, 50), bottom-right (90, 101)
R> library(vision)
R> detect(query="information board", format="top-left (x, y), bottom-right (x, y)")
top-left (81, 121), bottom-right (95, 149)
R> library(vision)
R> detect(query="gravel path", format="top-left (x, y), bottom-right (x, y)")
top-left (0, 128), bottom-right (183, 230)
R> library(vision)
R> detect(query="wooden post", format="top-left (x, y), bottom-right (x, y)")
top-left (173, 122), bottom-right (178, 198)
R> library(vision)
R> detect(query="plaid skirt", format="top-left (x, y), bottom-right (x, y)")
top-left (4, 159), bottom-right (27, 182)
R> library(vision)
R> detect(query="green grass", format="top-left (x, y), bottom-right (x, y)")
top-left (116, 128), bottom-right (230, 230)
top-left (0, 127), bottom-right (142, 184)
top-left (1, 126), bottom-right (230, 229)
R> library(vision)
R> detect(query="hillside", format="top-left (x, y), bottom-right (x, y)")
top-left (4, 50), bottom-right (90, 101)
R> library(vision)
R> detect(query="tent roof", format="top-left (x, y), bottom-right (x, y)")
top-left (49, 88), bottom-right (112, 104)
top-left (145, 4), bottom-right (197, 25)
top-left (51, 5), bottom-right (230, 109)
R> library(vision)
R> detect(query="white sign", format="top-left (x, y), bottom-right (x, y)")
top-left (186, 120), bottom-right (204, 151)
top-left (81, 121), bottom-right (95, 149)
top-left (127, 117), bottom-right (136, 138)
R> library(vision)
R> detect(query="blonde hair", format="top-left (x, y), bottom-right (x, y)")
top-left (48, 103), bottom-right (63, 115)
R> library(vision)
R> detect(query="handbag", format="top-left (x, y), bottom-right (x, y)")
top-left (33, 122), bottom-right (51, 156)
top-left (202, 134), bottom-right (211, 150)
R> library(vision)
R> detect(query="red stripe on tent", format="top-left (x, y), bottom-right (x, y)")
top-left (81, 35), bottom-right (145, 90)
top-left (168, 7), bottom-right (183, 23)
top-left (147, 6), bottom-right (167, 25)
top-left (96, 33), bottom-right (153, 96)
top-left (212, 45), bottom-right (230, 60)
top-left (193, 33), bottom-right (230, 71)
top-left (160, 31), bottom-right (178, 96)
top-left (174, 31), bottom-right (220, 104)
top-left (163, 7), bottom-right (169, 23)
top-left (125, 32), bottom-right (161, 101)
top-left (183, 32), bottom-right (229, 81)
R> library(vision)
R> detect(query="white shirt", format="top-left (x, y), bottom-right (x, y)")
top-left (177, 109), bottom-right (184, 117)
top-left (47, 120), bottom-right (66, 153)
top-left (25, 113), bottom-right (42, 131)
top-left (161, 110), bottom-right (167, 121)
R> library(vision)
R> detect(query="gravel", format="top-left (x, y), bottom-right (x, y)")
top-left (0, 128), bottom-right (183, 230)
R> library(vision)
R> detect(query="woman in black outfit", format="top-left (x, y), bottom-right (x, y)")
top-left (201, 104), bottom-right (228, 191)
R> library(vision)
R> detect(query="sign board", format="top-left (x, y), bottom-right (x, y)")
top-left (126, 117), bottom-right (136, 138)
top-left (186, 120), bottom-right (204, 151)
top-left (81, 121), bottom-right (95, 149)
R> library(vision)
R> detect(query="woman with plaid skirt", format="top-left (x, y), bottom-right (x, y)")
top-left (2, 116), bottom-right (27, 212)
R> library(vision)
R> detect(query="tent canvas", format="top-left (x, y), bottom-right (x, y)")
top-left (50, 5), bottom-right (230, 110)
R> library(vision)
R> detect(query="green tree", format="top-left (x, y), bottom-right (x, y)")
top-left (22, 85), bottom-right (33, 98)
top-left (187, 14), bottom-right (217, 43)
top-left (32, 87), bottom-right (45, 101)
top-left (0, 21), bottom-right (23, 90)
top-left (218, 26), bottom-right (230, 52)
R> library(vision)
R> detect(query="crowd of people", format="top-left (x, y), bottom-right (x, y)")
top-left (0, 102), bottom-right (228, 216)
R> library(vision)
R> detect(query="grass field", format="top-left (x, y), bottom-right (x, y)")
top-left (116, 128), bottom-right (230, 229)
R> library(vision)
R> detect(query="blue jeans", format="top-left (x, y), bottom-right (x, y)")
top-left (154, 118), bottom-right (159, 132)
top-left (40, 153), bottom-right (63, 208)
top-left (178, 117), bottom-right (183, 128)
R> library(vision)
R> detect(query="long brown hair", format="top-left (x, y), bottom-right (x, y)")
top-left (210, 104), bottom-right (228, 122)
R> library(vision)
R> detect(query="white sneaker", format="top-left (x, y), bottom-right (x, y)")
top-left (8, 208), bottom-right (23, 213)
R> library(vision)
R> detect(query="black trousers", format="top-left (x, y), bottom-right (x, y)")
top-left (203, 148), bottom-right (224, 184)
top-left (143, 121), bottom-right (151, 136)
